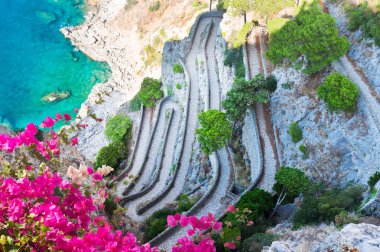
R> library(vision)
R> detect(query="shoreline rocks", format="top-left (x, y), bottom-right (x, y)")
top-left (41, 91), bottom-right (71, 103)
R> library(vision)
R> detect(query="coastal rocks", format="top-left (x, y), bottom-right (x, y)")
top-left (324, 0), bottom-right (380, 94)
top-left (361, 182), bottom-right (380, 218)
top-left (270, 67), bottom-right (380, 186)
top-left (264, 223), bottom-right (380, 252)
top-left (41, 91), bottom-right (71, 102)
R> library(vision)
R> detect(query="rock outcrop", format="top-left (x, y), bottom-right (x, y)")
top-left (264, 223), bottom-right (380, 252)
top-left (270, 67), bottom-right (380, 186)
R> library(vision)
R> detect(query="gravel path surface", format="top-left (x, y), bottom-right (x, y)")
top-left (246, 31), bottom-right (279, 192)
top-left (116, 108), bottom-right (152, 196)
top-left (123, 100), bottom-right (181, 221)
top-left (155, 17), bottom-right (236, 251)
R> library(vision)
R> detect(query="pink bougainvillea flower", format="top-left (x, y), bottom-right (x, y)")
top-left (70, 137), bottom-right (78, 146)
top-left (179, 216), bottom-right (189, 227)
top-left (167, 215), bottom-right (177, 227)
top-left (247, 221), bottom-right (254, 226)
top-left (74, 108), bottom-right (79, 113)
top-left (224, 241), bottom-right (236, 250)
top-left (55, 113), bottom-right (63, 121)
top-left (226, 205), bottom-right (236, 213)
top-left (236, 236), bottom-right (241, 241)
top-left (63, 113), bottom-right (71, 121)
top-left (87, 167), bottom-right (94, 175)
top-left (187, 229), bottom-right (196, 236)
top-left (114, 197), bottom-right (120, 203)
top-left (212, 221), bottom-right (222, 231)
top-left (40, 116), bottom-right (55, 128)
top-left (93, 172), bottom-right (103, 181)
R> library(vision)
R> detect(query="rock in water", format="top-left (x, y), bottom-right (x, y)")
top-left (35, 11), bottom-right (57, 24)
top-left (41, 91), bottom-right (71, 103)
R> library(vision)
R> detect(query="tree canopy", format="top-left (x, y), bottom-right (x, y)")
top-left (196, 110), bottom-right (233, 154)
top-left (267, 3), bottom-right (349, 74)
top-left (222, 74), bottom-right (270, 121)
top-left (137, 77), bottom-right (164, 108)
top-left (273, 166), bottom-right (310, 198)
top-left (105, 114), bottom-right (133, 142)
top-left (317, 72), bottom-right (359, 112)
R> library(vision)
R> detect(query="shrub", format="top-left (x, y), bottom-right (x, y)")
top-left (274, 166), bottom-right (310, 199)
top-left (173, 63), bottom-right (184, 73)
top-left (137, 77), bottom-right (164, 107)
top-left (177, 194), bottom-right (195, 212)
top-left (347, 3), bottom-right (380, 46)
top-left (288, 122), bottom-right (302, 143)
top-left (224, 47), bottom-right (242, 67)
top-left (317, 73), bottom-right (359, 112)
top-left (217, 0), bottom-right (229, 10)
top-left (267, 3), bottom-right (349, 73)
top-left (176, 83), bottom-right (182, 89)
top-left (196, 110), bottom-right (233, 154)
top-left (104, 197), bottom-right (117, 217)
top-left (125, 0), bottom-right (138, 10)
top-left (241, 233), bottom-right (278, 252)
top-left (149, 1), bottom-right (161, 12)
top-left (265, 75), bottom-right (278, 92)
top-left (299, 144), bottom-right (306, 154)
top-left (95, 141), bottom-right (127, 169)
top-left (192, 0), bottom-right (201, 7)
top-left (105, 114), bottom-right (133, 142)
top-left (368, 171), bottom-right (380, 188)
top-left (130, 95), bottom-right (142, 111)
top-left (144, 208), bottom-right (177, 242)
top-left (293, 183), bottom-right (365, 228)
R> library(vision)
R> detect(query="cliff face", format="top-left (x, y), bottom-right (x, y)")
top-left (62, 0), bottom-right (210, 160)
top-left (264, 223), bottom-right (380, 252)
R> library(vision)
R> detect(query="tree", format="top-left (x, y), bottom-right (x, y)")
top-left (271, 166), bottom-right (310, 217)
top-left (251, 0), bottom-right (294, 22)
top-left (222, 74), bottom-right (269, 121)
top-left (317, 72), bottom-right (359, 112)
top-left (137, 77), bottom-right (164, 107)
top-left (267, 3), bottom-right (349, 74)
top-left (105, 114), bottom-right (133, 142)
top-left (229, 0), bottom-right (252, 22)
top-left (288, 121), bottom-right (302, 143)
top-left (196, 110), bottom-right (233, 154)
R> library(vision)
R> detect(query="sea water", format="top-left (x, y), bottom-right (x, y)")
top-left (0, 0), bottom-right (111, 130)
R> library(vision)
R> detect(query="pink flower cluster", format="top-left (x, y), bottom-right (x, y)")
top-left (0, 170), bottom-right (155, 251)
top-left (167, 213), bottom-right (222, 252)
top-left (0, 114), bottom-right (77, 159)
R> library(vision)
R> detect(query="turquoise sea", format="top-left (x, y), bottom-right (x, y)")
top-left (0, 0), bottom-right (111, 130)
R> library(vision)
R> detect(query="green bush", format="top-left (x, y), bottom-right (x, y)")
top-left (317, 72), bottom-right (359, 112)
top-left (144, 208), bottom-right (177, 242)
top-left (105, 114), bottom-right (133, 142)
top-left (196, 110), bottom-right (233, 154)
top-left (173, 63), bottom-right (184, 73)
top-left (368, 171), bottom-right (380, 188)
top-left (130, 95), bottom-right (142, 112)
top-left (265, 75), bottom-right (278, 92)
top-left (224, 47), bottom-right (242, 67)
top-left (177, 194), bottom-right (196, 212)
top-left (192, 0), bottom-right (201, 7)
top-left (288, 122), bottom-right (302, 143)
top-left (176, 83), bottom-right (182, 89)
top-left (299, 144), bottom-right (306, 154)
top-left (95, 141), bottom-right (127, 169)
top-left (241, 233), bottom-right (278, 252)
top-left (293, 183), bottom-right (365, 228)
top-left (138, 77), bottom-right (164, 108)
top-left (217, 0), bottom-right (229, 10)
top-left (267, 3), bottom-right (349, 73)
top-left (149, 1), bottom-right (161, 12)
top-left (125, 0), bottom-right (138, 10)
top-left (347, 3), bottom-right (380, 46)
top-left (104, 197), bottom-right (117, 217)
top-left (274, 166), bottom-right (310, 199)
